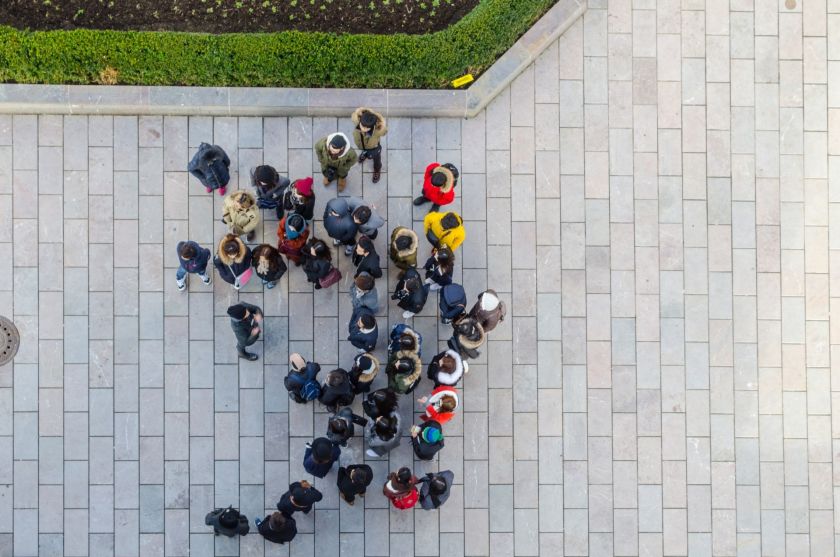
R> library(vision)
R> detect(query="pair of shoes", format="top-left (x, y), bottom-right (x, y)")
top-left (176, 278), bottom-right (187, 291)
top-left (413, 196), bottom-right (428, 206)
top-left (238, 349), bottom-right (258, 361)
top-left (372, 170), bottom-right (381, 184)
top-left (246, 230), bottom-right (256, 242)
top-left (402, 311), bottom-right (415, 319)
top-left (429, 204), bottom-right (440, 212)
top-left (365, 449), bottom-right (379, 458)
top-left (337, 177), bottom-right (347, 192)
top-left (199, 274), bottom-right (212, 285)
top-left (344, 245), bottom-right (354, 256)
top-left (218, 187), bottom-right (226, 196)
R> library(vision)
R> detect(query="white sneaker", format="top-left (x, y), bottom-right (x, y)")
top-left (429, 283), bottom-right (442, 291)
top-left (176, 277), bottom-right (187, 291)
top-left (402, 311), bottom-right (415, 319)
top-left (200, 273), bottom-right (212, 285)
top-left (366, 449), bottom-right (379, 458)
top-left (463, 361), bottom-right (469, 373)
top-left (333, 238), bottom-right (342, 245)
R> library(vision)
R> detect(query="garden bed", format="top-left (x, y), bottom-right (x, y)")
top-left (0, 0), bottom-right (556, 88)
top-left (1, 0), bottom-right (477, 35)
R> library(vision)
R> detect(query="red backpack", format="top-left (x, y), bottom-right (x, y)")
top-left (390, 488), bottom-right (419, 510)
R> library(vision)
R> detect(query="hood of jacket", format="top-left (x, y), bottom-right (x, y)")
top-left (390, 350), bottom-right (422, 385)
top-left (479, 289), bottom-right (501, 311)
top-left (224, 190), bottom-right (257, 211)
top-left (434, 349), bottom-right (465, 385)
top-left (217, 235), bottom-right (248, 266)
top-left (456, 319), bottom-right (486, 350)
top-left (351, 107), bottom-right (387, 133)
top-left (354, 353), bottom-right (380, 383)
top-left (391, 227), bottom-right (418, 258)
top-left (326, 132), bottom-right (351, 158)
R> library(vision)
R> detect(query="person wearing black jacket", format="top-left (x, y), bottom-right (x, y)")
top-left (336, 464), bottom-right (374, 505)
top-left (319, 368), bottom-right (354, 412)
top-left (189, 143), bottom-right (230, 195)
top-left (303, 437), bottom-right (341, 478)
top-left (175, 240), bottom-right (212, 291)
top-left (255, 511), bottom-right (297, 544)
top-left (352, 235), bottom-right (383, 279)
top-left (280, 177), bottom-right (316, 221)
top-left (213, 234), bottom-right (253, 290)
top-left (392, 267), bottom-right (429, 319)
top-left (251, 244), bottom-right (287, 289)
top-left (205, 506), bottom-right (249, 536)
top-left (227, 302), bottom-right (262, 361)
top-left (349, 353), bottom-right (379, 394)
top-left (327, 407), bottom-right (368, 446)
top-left (417, 470), bottom-right (455, 510)
top-left (362, 388), bottom-right (399, 420)
top-left (276, 480), bottom-right (323, 515)
top-left (284, 353), bottom-right (321, 403)
top-left (411, 420), bottom-right (445, 460)
top-left (348, 307), bottom-right (378, 352)
top-left (302, 238), bottom-right (334, 289)
top-left (251, 165), bottom-right (289, 219)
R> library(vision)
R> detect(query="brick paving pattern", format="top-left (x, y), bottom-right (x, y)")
top-left (1, 0), bottom-right (839, 554)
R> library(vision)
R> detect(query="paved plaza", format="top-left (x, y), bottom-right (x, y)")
top-left (2, 0), bottom-right (840, 555)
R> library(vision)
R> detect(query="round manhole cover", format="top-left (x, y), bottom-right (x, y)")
top-left (0, 316), bottom-right (20, 366)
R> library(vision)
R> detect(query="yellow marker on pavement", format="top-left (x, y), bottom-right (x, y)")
top-left (451, 74), bottom-right (474, 88)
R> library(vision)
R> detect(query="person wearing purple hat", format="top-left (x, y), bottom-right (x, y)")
top-left (303, 437), bottom-right (341, 478)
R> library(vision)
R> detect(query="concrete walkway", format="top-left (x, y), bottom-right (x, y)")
top-left (2, 0), bottom-right (839, 555)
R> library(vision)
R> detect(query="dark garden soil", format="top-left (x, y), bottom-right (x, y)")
top-left (0, 0), bottom-right (478, 35)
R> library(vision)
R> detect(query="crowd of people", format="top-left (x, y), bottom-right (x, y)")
top-left (183, 108), bottom-right (507, 544)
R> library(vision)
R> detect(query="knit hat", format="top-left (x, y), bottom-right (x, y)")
top-left (286, 213), bottom-right (305, 239)
top-left (294, 177), bottom-right (314, 197)
top-left (254, 165), bottom-right (278, 186)
top-left (421, 425), bottom-right (443, 444)
top-left (329, 134), bottom-right (347, 150)
top-left (311, 437), bottom-right (334, 462)
top-left (227, 304), bottom-right (246, 320)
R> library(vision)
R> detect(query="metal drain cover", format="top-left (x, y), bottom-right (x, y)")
top-left (0, 316), bottom-right (20, 366)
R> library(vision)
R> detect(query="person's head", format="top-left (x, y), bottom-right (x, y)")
top-left (396, 467), bottom-right (412, 485)
top-left (429, 475), bottom-right (447, 495)
top-left (268, 512), bottom-right (287, 531)
top-left (236, 191), bottom-right (253, 208)
top-left (293, 176), bottom-right (314, 198)
top-left (227, 304), bottom-right (247, 321)
top-left (438, 394), bottom-right (457, 413)
top-left (398, 333), bottom-right (416, 352)
top-left (219, 507), bottom-right (240, 528)
top-left (441, 212), bottom-right (460, 230)
top-left (355, 354), bottom-right (374, 373)
top-left (359, 110), bottom-right (378, 132)
top-left (328, 134), bottom-right (346, 156)
top-left (286, 213), bottom-right (305, 234)
top-left (311, 437), bottom-right (334, 463)
top-left (358, 313), bottom-right (376, 332)
top-left (439, 354), bottom-right (457, 374)
top-left (456, 319), bottom-right (477, 337)
top-left (404, 276), bottom-right (422, 292)
top-left (356, 235), bottom-right (374, 255)
top-left (179, 243), bottom-right (197, 260)
top-left (352, 206), bottom-right (371, 225)
top-left (354, 273), bottom-right (374, 293)
top-left (394, 357), bottom-right (415, 375)
top-left (328, 416), bottom-right (347, 436)
top-left (434, 247), bottom-right (453, 266)
top-left (350, 466), bottom-right (371, 485)
top-left (395, 235), bottom-right (413, 252)
top-left (368, 388), bottom-right (398, 415)
top-left (289, 353), bottom-right (306, 372)
top-left (326, 369), bottom-right (347, 387)
top-left (431, 171), bottom-right (447, 188)
top-left (299, 479), bottom-right (311, 489)
top-left (254, 165), bottom-right (278, 187)
top-left (421, 424), bottom-right (443, 445)
top-left (291, 482), bottom-right (310, 502)
top-left (222, 235), bottom-right (241, 256)
top-left (308, 239), bottom-right (330, 260)
top-left (374, 416), bottom-right (397, 439)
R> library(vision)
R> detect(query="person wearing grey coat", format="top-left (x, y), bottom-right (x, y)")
top-left (323, 196), bottom-right (385, 256)
top-left (365, 410), bottom-right (402, 457)
top-left (417, 470), bottom-right (455, 510)
top-left (350, 273), bottom-right (379, 313)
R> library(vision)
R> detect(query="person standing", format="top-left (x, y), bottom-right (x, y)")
top-left (392, 267), bottom-right (429, 319)
top-left (189, 143), bottom-right (230, 195)
top-left (175, 240), bottom-right (212, 292)
top-left (348, 353), bottom-right (379, 395)
top-left (417, 470), bottom-right (455, 510)
top-left (205, 506), bottom-right (250, 536)
top-left (426, 349), bottom-right (468, 388)
top-left (251, 243), bottom-right (287, 289)
top-left (352, 236), bottom-right (383, 279)
top-left (337, 464), bottom-right (374, 505)
top-left (418, 385), bottom-right (459, 426)
top-left (389, 226), bottom-right (419, 271)
top-left (413, 162), bottom-right (459, 212)
top-left (318, 368), bottom-right (355, 413)
top-left (350, 273), bottom-right (379, 313)
top-left (276, 480), bottom-right (323, 516)
top-left (314, 132), bottom-right (357, 192)
top-left (280, 177), bottom-right (316, 222)
top-left (301, 238), bottom-right (336, 290)
top-left (382, 467), bottom-right (419, 510)
top-left (284, 353), bottom-right (321, 404)
top-left (303, 437), bottom-right (341, 478)
top-left (323, 197), bottom-right (384, 256)
top-left (255, 512), bottom-right (296, 545)
top-left (348, 307), bottom-right (378, 352)
top-left (227, 302), bottom-right (262, 361)
top-left (410, 421), bottom-right (445, 461)
top-left (448, 315), bottom-right (486, 360)
top-left (468, 289), bottom-right (507, 333)
top-left (388, 323), bottom-right (422, 358)
top-left (213, 234), bottom-right (253, 290)
top-left (386, 352), bottom-right (422, 395)
top-left (222, 190), bottom-right (260, 242)
top-left (351, 107), bottom-right (387, 183)
top-left (423, 247), bottom-right (454, 290)
top-left (366, 413), bottom-right (402, 458)
top-left (362, 388), bottom-right (399, 421)
top-left (327, 407), bottom-right (368, 447)
top-left (423, 211), bottom-right (466, 252)
top-left (277, 213), bottom-right (310, 266)
top-left (251, 164), bottom-right (289, 219)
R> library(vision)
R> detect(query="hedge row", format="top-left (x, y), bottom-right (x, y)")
top-left (0, 0), bottom-right (555, 89)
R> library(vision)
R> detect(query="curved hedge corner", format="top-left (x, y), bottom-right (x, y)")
top-left (0, 0), bottom-right (555, 89)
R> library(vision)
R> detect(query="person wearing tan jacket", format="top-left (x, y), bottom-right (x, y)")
top-left (222, 190), bottom-right (260, 241)
top-left (352, 107), bottom-right (388, 184)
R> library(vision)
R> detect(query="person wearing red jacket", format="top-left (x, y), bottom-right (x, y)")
top-left (417, 385), bottom-right (459, 425)
top-left (413, 162), bottom-right (459, 212)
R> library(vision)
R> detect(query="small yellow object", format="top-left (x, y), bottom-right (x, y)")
top-left (451, 74), bottom-right (474, 88)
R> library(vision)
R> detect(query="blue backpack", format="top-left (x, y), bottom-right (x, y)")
top-left (301, 380), bottom-right (321, 402)
top-left (439, 284), bottom-right (467, 321)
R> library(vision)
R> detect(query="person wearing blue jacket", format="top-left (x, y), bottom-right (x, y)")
top-left (388, 323), bottom-right (422, 358)
top-left (175, 240), bottom-right (212, 291)
top-left (348, 307), bottom-right (378, 353)
top-left (303, 437), bottom-right (341, 479)
top-left (284, 353), bottom-right (321, 404)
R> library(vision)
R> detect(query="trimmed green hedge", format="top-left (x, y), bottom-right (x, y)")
top-left (0, 0), bottom-right (555, 88)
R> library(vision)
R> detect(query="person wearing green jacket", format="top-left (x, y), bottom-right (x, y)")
top-left (351, 107), bottom-right (388, 184)
top-left (315, 132), bottom-right (358, 192)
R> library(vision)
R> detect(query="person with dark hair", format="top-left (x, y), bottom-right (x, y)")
top-left (448, 315), bottom-right (486, 360)
top-left (323, 197), bottom-right (384, 256)
top-left (277, 212), bottom-right (310, 265)
top-left (392, 267), bottom-right (429, 319)
top-left (302, 238), bottom-right (336, 289)
top-left (280, 177), bottom-right (316, 222)
top-left (337, 464), bottom-right (374, 505)
top-left (227, 302), bottom-right (262, 361)
top-left (251, 164), bottom-right (290, 219)
top-left (382, 467), bottom-right (419, 510)
top-left (427, 348), bottom-right (468, 388)
top-left (348, 306), bottom-right (378, 352)
top-left (414, 162), bottom-right (459, 212)
top-left (348, 353), bottom-right (380, 394)
top-left (469, 289), bottom-right (507, 333)
top-left (303, 437), bottom-right (341, 478)
top-left (276, 480), bottom-right (323, 515)
top-left (423, 247), bottom-right (454, 291)
top-left (315, 132), bottom-right (357, 192)
top-left (438, 283), bottom-right (468, 324)
top-left (350, 272), bottom-right (379, 312)
top-left (418, 385), bottom-right (459, 426)
top-left (389, 226), bottom-right (419, 271)
top-left (352, 235), bottom-right (383, 279)
top-left (417, 470), bottom-right (455, 510)
top-left (386, 351), bottom-right (422, 395)
top-left (327, 407), bottom-right (368, 446)
top-left (222, 190), bottom-right (260, 242)
top-left (255, 511), bottom-right (297, 544)
top-left (388, 323), bottom-right (422, 358)
top-left (213, 234), bottom-right (253, 290)
top-left (362, 388), bottom-right (399, 420)
top-left (352, 107), bottom-right (387, 183)
top-left (175, 240), bottom-right (212, 291)
top-left (319, 368), bottom-right (355, 412)
top-left (205, 506), bottom-right (249, 536)
top-left (189, 143), bottom-right (230, 195)
top-left (366, 412), bottom-right (402, 457)
top-left (411, 420), bottom-right (445, 461)
top-left (284, 353), bottom-right (321, 403)
top-left (251, 243), bottom-right (287, 289)
top-left (423, 211), bottom-right (465, 252)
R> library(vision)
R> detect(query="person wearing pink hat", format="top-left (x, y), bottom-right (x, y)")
top-left (280, 177), bottom-right (316, 222)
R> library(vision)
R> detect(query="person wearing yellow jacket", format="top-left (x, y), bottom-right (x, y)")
top-left (423, 211), bottom-right (465, 252)
top-left (222, 190), bottom-right (260, 241)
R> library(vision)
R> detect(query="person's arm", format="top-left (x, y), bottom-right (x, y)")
top-left (351, 413), bottom-right (368, 427)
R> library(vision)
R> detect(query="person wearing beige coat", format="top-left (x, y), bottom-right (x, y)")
top-left (222, 190), bottom-right (260, 241)
top-left (351, 107), bottom-right (388, 183)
